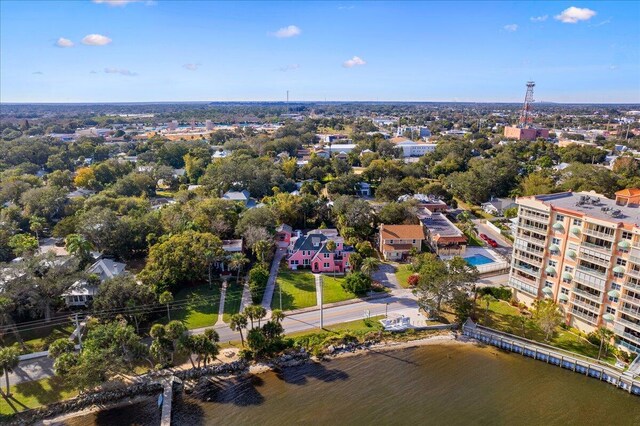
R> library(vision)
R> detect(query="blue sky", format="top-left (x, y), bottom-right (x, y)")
top-left (1, 0), bottom-right (639, 103)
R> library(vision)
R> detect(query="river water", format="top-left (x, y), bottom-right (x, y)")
top-left (65, 343), bottom-right (640, 425)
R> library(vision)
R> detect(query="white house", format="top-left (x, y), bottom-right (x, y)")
top-left (392, 138), bottom-right (437, 158)
top-left (63, 259), bottom-right (126, 307)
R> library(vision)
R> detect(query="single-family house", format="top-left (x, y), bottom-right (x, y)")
top-left (378, 224), bottom-right (426, 261)
top-left (63, 258), bottom-right (126, 307)
top-left (215, 239), bottom-right (244, 273)
top-left (276, 224), bottom-right (293, 248)
top-left (480, 197), bottom-right (517, 216)
top-left (223, 189), bottom-right (259, 208)
top-left (358, 182), bottom-right (371, 197)
top-left (287, 229), bottom-right (353, 273)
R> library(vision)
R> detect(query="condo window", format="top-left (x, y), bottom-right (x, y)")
top-left (606, 307), bottom-right (616, 315)
top-left (548, 260), bottom-right (557, 267)
top-left (622, 231), bottom-right (633, 240)
top-left (564, 266), bottom-right (573, 273)
top-left (616, 259), bottom-right (627, 266)
top-left (552, 237), bottom-right (560, 245)
top-left (611, 283), bottom-right (621, 291)
top-left (608, 295), bottom-right (619, 303)
top-left (561, 288), bottom-right (570, 295)
top-left (555, 214), bottom-right (565, 222)
top-left (573, 219), bottom-right (582, 226)
top-left (545, 281), bottom-right (553, 288)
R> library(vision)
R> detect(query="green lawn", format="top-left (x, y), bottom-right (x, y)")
top-left (2, 323), bottom-right (76, 354)
top-left (0, 376), bottom-right (78, 416)
top-left (321, 275), bottom-right (357, 304)
top-left (393, 264), bottom-right (415, 288)
top-left (271, 269), bottom-right (317, 311)
top-left (222, 281), bottom-right (245, 323)
top-left (163, 284), bottom-right (221, 329)
top-left (287, 315), bottom-right (385, 339)
top-left (482, 300), bottom-right (617, 364)
top-left (463, 229), bottom-right (484, 246)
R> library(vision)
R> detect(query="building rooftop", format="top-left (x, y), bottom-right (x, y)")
top-left (380, 225), bottom-right (426, 240)
top-left (419, 211), bottom-right (464, 238)
top-left (531, 191), bottom-right (640, 225)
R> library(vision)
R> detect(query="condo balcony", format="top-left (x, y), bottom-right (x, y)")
top-left (582, 227), bottom-right (616, 241)
top-left (570, 298), bottom-right (601, 314)
top-left (571, 287), bottom-right (603, 304)
top-left (580, 241), bottom-right (613, 254)
top-left (570, 307), bottom-right (599, 325)
top-left (616, 317), bottom-right (640, 334)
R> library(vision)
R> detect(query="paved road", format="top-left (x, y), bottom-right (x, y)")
top-left (373, 263), bottom-right (401, 290)
top-left (7, 356), bottom-right (55, 387)
top-left (9, 291), bottom-right (418, 386)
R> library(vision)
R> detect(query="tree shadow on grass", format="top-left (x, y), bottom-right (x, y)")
top-left (10, 376), bottom-right (76, 410)
top-left (274, 362), bottom-right (349, 386)
top-left (273, 288), bottom-right (297, 311)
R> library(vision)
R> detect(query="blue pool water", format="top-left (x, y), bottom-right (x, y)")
top-left (464, 254), bottom-right (495, 266)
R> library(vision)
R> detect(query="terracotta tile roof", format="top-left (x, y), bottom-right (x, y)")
top-left (382, 244), bottom-right (414, 252)
top-left (615, 188), bottom-right (640, 197)
top-left (380, 225), bottom-right (425, 240)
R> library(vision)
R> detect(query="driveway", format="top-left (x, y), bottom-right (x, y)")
top-left (8, 357), bottom-right (55, 386)
top-left (373, 262), bottom-right (401, 290)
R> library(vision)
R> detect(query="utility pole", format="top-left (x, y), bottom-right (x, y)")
top-left (279, 279), bottom-right (282, 311)
top-left (320, 275), bottom-right (324, 329)
top-left (74, 313), bottom-right (82, 349)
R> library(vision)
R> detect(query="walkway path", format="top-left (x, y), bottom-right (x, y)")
top-left (261, 247), bottom-right (287, 310)
top-left (373, 263), bottom-right (400, 290)
top-left (215, 282), bottom-right (227, 326)
top-left (314, 274), bottom-right (322, 306)
top-left (239, 282), bottom-right (252, 313)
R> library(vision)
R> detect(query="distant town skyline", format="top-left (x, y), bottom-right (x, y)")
top-left (1, 0), bottom-right (639, 103)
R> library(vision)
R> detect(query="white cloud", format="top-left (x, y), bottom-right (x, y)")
top-left (32, 71), bottom-right (43, 75)
top-left (554, 7), bottom-right (596, 24)
top-left (504, 24), bottom-right (518, 32)
top-left (104, 67), bottom-right (137, 76)
top-left (279, 64), bottom-right (300, 72)
top-left (90, 70), bottom-right (98, 74)
top-left (343, 56), bottom-right (366, 68)
top-left (530, 15), bottom-right (548, 22)
top-left (338, 5), bottom-right (355, 10)
top-left (182, 63), bottom-right (201, 71)
top-left (270, 25), bottom-right (301, 38)
top-left (55, 37), bottom-right (74, 48)
top-left (82, 34), bottom-right (112, 46)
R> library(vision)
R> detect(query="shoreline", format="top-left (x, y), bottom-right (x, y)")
top-left (39, 395), bottom-right (156, 425)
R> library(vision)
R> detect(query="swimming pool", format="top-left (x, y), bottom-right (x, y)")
top-left (464, 254), bottom-right (495, 266)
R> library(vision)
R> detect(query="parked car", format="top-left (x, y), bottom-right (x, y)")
top-left (487, 239), bottom-right (499, 248)
top-left (479, 233), bottom-right (489, 241)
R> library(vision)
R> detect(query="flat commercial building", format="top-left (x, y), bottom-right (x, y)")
top-left (504, 126), bottom-right (550, 141)
top-left (508, 189), bottom-right (640, 354)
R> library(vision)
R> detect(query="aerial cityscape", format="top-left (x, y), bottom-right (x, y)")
top-left (1, 0), bottom-right (640, 424)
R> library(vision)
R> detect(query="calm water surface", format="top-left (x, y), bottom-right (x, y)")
top-left (68, 344), bottom-right (640, 425)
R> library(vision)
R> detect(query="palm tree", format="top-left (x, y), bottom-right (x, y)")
top-left (159, 291), bottom-right (174, 321)
top-left (361, 257), bottom-right (381, 278)
top-left (596, 326), bottom-right (615, 360)
top-left (252, 240), bottom-right (271, 264)
top-left (244, 304), bottom-right (267, 329)
top-left (271, 309), bottom-right (285, 323)
top-left (64, 234), bottom-right (93, 262)
top-left (0, 347), bottom-right (19, 397)
top-left (29, 216), bottom-right (46, 247)
top-left (481, 294), bottom-right (496, 325)
top-left (229, 253), bottom-right (249, 284)
top-left (325, 240), bottom-right (337, 277)
top-left (229, 313), bottom-right (248, 346)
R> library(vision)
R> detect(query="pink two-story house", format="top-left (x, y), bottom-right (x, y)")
top-left (287, 229), bottom-right (353, 273)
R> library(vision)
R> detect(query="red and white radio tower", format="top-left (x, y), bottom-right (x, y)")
top-left (518, 81), bottom-right (535, 128)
